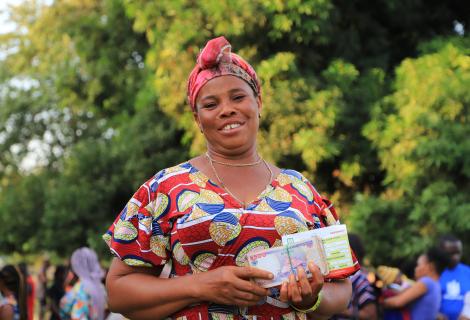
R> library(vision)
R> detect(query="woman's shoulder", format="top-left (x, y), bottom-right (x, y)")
top-left (419, 276), bottom-right (440, 289)
top-left (276, 168), bottom-right (322, 196)
top-left (276, 168), bottom-right (310, 183)
top-left (134, 162), bottom-right (194, 197)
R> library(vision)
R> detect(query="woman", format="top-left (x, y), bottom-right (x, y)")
top-left (0, 265), bottom-right (28, 320)
top-left (60, 247), bottom-right (106, 320)
top-left (47, 265), bottom-right (68, 320)
top-left (104, 36), bottom-right (358, 320)
top-left (382, 247), bottom-right (449, 320)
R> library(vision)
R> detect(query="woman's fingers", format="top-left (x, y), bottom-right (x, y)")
top-left (279, 281), bottom-right (289, 302)
top-left (297, 266), bottom-right (313, 299)
top-left (288, 273), bottom-right (303, 304)
top-left (279, 262), bottom-right (325, 309)
top-left (222, 266), bottom-right (271, 301)
top-left (198, 266), bottom-right (270, 306)
top-left (235, 266), bottom-right (273, 281)
top-left (232, 267), bottom-right (271, 297)
top-left (307, 261), bottom-right (324, 295)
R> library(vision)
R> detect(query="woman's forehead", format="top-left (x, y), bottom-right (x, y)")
top-left (198, 75), bottom-right (252, 99)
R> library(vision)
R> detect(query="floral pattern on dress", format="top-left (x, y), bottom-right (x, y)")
top-left (104, 162), bottom-right (360, 320)
top-left (60, 282), bottom-right (97, 320)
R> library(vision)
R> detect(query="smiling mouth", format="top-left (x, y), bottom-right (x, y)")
top-left (220, 123), bottom-right (242, 131)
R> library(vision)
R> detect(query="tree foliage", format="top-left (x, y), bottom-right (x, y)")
top-left (351, 38), bottom-right (470, 264)
top-left (0, 0), bottom-right (186, 256)
top-left (0, 0), bottom-right (468, 264)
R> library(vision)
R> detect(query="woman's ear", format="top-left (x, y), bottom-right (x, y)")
top-left (256, 95), bottom-right (262, 118)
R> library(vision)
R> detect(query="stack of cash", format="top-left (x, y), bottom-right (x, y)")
top-left (247, 224), bottom-right (354, 288)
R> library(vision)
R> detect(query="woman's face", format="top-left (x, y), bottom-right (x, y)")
top-left (194, 75), bottom-right (261, 156)
top-left (414, 254), bottom-right (431, 279)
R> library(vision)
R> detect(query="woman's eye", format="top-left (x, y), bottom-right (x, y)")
top-left (203, 103), bottom-right (216, 109)
top-left (233, 95), bottom-right (245, 101)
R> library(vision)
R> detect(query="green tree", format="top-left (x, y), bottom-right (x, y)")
top-left (1, 0), bottom-right (468, 263)
top-left (0, 0), bottom-right (186, 255)
top-left (351, 38), bottom-right (470, 264)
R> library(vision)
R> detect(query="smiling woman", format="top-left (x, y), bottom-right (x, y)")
top-left (102, 36), bottom-right (358, 320)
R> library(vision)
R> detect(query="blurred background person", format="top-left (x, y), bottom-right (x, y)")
top-left (332, 233), bottom-right (378, 319)
top-left (0, 265), bottom-right (28, 320)
top-left (47, 265), bottom-right (68, 320)
top-left (18, 263), bottom-right (35, 320)
top-left (439, 235), bottom-right (470, 320)
top-left (37, 258), bottom-right (51, 320)
top-left (377, 265), bottom-right (414, 320)
top-left (60, 247), bottom-right (106, 320)
top-left (382, 246), bottom-right (449, 320)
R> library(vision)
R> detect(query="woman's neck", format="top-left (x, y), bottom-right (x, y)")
top-left (206, 147), bottom-right (260, 163)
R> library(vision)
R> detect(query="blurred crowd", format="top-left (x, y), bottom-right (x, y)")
top-left (330, 234), bottom-right (470, 320)
top-left (0, 247), bottom-right (124, 320)
top-left (0, 235), bottom-right (468, 320)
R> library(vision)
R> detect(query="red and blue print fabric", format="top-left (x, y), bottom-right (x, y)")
top-left (104, 162), bottom-right (360, 320)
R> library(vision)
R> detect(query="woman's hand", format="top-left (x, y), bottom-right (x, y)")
top-left (193, 266), bottom-right (273, 307)
top-left (279, 261), bottom-right (324, 310)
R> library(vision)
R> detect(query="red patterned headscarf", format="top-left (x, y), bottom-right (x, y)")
top-left (187, 36), bottom-right (261, 111)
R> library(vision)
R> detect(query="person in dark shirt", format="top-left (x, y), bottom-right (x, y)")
top-left (46, 265), bottom-right (68, 320)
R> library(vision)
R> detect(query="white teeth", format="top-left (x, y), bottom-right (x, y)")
top-left (222, 123), bottom-right (241, 131)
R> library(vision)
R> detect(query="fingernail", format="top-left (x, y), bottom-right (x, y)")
top-left (269, 273), bottom-right (274, 279)
top-left (308, 260), bottom-right (315, 268)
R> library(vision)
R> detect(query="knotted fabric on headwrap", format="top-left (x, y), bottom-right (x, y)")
top-left (187, 36), bottom-right (261, 111)
top-left (71, 247), bottom-right (106, 320)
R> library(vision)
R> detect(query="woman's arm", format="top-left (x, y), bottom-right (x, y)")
top-left (382, 281), bottom-right (427, 308)
top-left (309, 278), bottom-right (352, 319)
top-left (106, 258), bottom-right (273, 319)
top-left (0, 304), bottom-right (14, 320)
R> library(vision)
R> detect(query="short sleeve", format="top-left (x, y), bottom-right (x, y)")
top-left (103, 172), bottom-right (172, 268)
top-left (420, 276), bottom-right (435, 290)
top-left (302, 176), bottom-right (340, 227)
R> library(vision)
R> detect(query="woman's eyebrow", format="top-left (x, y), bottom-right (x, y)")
top-left (228, 88), bottom-right (247, 94)
top-left (199, 94), bottom-right (217, 102)
top-left (199, 88), bottom-right (247, 102)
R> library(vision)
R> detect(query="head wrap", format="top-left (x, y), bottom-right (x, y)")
top-left (71, 247), bottom-right (106, 320)
top-left (187, 36), bottom-right (261, 111)
top-left (376, 265), bottom-right (401, 286)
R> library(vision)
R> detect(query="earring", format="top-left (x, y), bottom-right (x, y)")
top-left (258, 113), bottom-right (261, 119)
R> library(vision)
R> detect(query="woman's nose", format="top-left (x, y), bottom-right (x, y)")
top-left (219, 99), bottom-right (236, 116)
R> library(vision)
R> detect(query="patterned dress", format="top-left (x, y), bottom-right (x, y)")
top-left (104, 162), bottom-right (360, 320)
top-left (60, 281), bottom-right (98, 320)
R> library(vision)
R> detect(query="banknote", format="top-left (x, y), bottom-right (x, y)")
top-left (246, 237), bottom-right (328, 288)
top-left (282, 224), bottom-right (354, 275)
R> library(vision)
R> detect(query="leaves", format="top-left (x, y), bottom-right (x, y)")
top-left (0, 0), bottom-right (468, 264)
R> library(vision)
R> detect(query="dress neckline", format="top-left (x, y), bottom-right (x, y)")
top-left (185, 161), bottom-right (283, 209)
